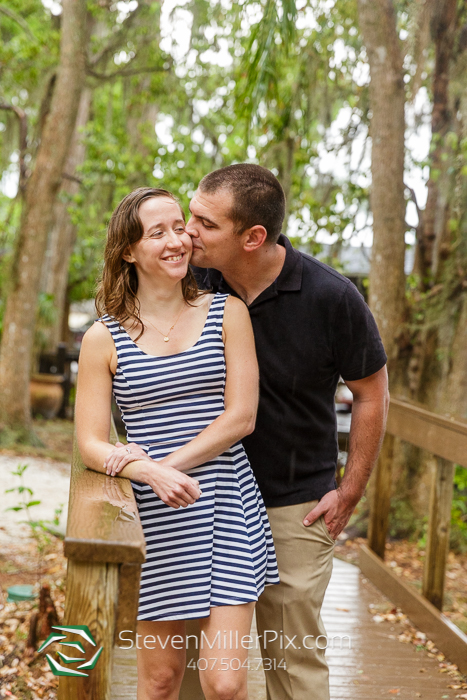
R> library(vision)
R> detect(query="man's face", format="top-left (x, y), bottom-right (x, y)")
top-left (186, 188), bottom-right (242, 269)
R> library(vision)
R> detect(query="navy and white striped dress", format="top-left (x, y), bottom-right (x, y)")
top-left (100, 293), bottom-right (279, 621)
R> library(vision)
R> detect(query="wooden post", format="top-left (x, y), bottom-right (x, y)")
top-left (422, 457), bottom-right (455, 610)
top-left (367, 433), bottom-right (394, 559)
top-left (57, 413), bottom-right (144, 698)
top-left (114, 563), bottom-right (141, 646)
top-left (58, 559), bottom-right (119, 700)
top-left (57, 342), bottom-right (70, 419)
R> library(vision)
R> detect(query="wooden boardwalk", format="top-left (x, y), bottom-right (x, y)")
top-left (111, 557), bottom-right (462, 699)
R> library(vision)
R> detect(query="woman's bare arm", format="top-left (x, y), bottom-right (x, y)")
top-left (75, 321), bottom-right (201, 508)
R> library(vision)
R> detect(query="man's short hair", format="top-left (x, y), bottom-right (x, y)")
top-left (198, 164), bottom-right (285, 243)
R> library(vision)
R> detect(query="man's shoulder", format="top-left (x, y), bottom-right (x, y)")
top-left (295, 248), bottom-right (352, 301)
top-left (299, 249), bottom-right (350, 287)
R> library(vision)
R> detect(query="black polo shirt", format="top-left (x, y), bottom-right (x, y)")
top-left (193, 234), bottom-right (387, 508)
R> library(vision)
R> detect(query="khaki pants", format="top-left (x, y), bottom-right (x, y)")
top-left (179, 499), bottom-right (335, 700)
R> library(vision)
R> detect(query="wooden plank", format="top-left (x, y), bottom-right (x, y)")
top-left (111, 559), bottom-right (465, 700)
top-left (387, 397), bottom-right (467, 467)
top-left (359, 544), bottom-right (467, 674)
top-left (64, 422), bottom-right (145, 565)
top-left (367, 433), bottom-right (394, 559)
top-left (114, 563), bottom-right (141, 646)
top-left (64, 467), bottom-right (146, 563)
top-left (422, 457), bottom-right (455, 609)
top-left (58, 559), bottom-right (119, 700)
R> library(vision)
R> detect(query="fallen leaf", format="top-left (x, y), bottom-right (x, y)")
top-left (388, 690), bottom-right (400, 695)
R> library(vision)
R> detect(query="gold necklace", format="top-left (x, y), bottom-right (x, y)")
top-left (141, 303), bottom-right (187, 342)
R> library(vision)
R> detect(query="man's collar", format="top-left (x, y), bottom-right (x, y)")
top-left (192, 233), bottom-right (303, 301)
top-left (275, 234), bottom-right (303, 292)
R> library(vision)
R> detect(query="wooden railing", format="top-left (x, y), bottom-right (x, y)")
top-left (361, 397), bottom-right (467, 673)
top-left (58, 419), bottom-right (145, 700)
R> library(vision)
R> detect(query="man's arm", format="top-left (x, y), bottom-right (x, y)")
top-left (303, 365), bottom-right (389, 538)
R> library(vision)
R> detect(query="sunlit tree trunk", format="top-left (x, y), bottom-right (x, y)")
top-left (357, 0), bottom-right (406, 372)
top-left (373, 1), bottom-right (467, 536)
top-left (0, 0), bottom-right (87, 439)
top-left (40, 88), bottom-right (92, 353)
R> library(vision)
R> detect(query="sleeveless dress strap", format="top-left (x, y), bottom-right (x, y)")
top-left (207, 293), bottom-right (229, 340)
top-left (96, 314), bottom-right (133, 361)
top-left (96, 313), bottom-right (122, 336)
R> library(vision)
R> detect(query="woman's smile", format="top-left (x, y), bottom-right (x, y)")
top-left (161, 252), bottom-right (186, 263)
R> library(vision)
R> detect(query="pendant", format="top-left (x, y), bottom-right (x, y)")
top-left (164, 336), bottom-right (169, 342)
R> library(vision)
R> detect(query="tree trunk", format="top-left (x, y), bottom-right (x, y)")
top-left (417, 0), bottom-right (458, 285)
top-left (0, 0), bottom-right (87, 439)
top-left (40, 88), bottom-right (92, 353)
top-left (126, 95), bottom-right (159, 190)
top-left (385, 3), bottom-right (467, 537)
top-left (357, 0), bottom-right (406, 372)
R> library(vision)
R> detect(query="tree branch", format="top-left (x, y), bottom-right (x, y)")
top-left (62, 172), bottom-right (83, 185)
top-left (0, 102), bottom-right (28, 191)
top-left (86, 64), bottom-right (169, 80)
top-left (88, 4), bottom-right (144, 67)
top-left (405, 183), bottom-right (422, 222)
top-left (0, 5), bottom-right (37, 41)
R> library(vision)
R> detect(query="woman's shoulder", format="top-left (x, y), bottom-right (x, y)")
top-left (223, 294), bottom-right (249, 323)
top-left (82, 317), bottom-right (115, 349)
top-left (223, 294), bottom-right (246, 310)
top-left (207, 292), bottom-right (242, 315)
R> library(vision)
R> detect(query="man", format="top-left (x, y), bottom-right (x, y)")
top-left (180, 163), bottom-right (389, 700)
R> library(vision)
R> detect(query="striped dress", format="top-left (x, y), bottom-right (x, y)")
top-left (100, 293), bottom-right (279, 621)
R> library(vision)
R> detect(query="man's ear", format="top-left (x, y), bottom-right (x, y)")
top-left (242, 225), bottom-right (268, 252)
top-left (122, 246), bottom-right (135, 264)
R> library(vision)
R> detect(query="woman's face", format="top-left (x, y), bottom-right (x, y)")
top-left (123, 197), bottom-right (192, 282)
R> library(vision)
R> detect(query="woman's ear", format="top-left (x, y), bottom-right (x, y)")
top-left (122, 246), bottom-right (135, 264)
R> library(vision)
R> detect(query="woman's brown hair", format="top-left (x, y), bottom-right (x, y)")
top-left (95, 187), bottom-right (201, 339)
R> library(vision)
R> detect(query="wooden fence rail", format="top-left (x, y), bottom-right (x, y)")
top-left (362, 397), bottom-right (467, 674)
top-left (58, 419), bottom-right (145, 700)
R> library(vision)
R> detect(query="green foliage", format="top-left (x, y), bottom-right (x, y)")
top-left (0, 0), bottom-right (380, 311)
top-left (450, 465), bottom-right (467, 554)
top-left (389, 496), bottom-right (425, 541)
top-left (4, 463), bottom-right (64, 555)
top-left (390, 464), bottom-right (467, 554)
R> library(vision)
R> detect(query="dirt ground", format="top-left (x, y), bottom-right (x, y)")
top-left (0, 536), bottom-right (65, 699)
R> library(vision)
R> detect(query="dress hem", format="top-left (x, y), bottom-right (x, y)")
top-left (136, 580), bottom-right (280, 622)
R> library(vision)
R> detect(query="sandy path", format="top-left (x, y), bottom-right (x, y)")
top-left (0, 454), bottom-right (70, 544)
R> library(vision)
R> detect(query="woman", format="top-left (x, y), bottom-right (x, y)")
top-left (75, 187), bottom-right (279, 700)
